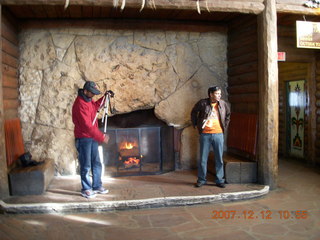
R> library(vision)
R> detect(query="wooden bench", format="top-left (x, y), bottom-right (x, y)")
top-left (225, 112), bottom-right (258, 183)
top-left (5, 118), bottom-right (54, 196)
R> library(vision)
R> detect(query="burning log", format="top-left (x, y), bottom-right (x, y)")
top-left (123, 157), bottom-right (140, 168)
top-left (119, 139), bottom-right (139, 156)
top-left (119, 147), bottom-right (139, 157)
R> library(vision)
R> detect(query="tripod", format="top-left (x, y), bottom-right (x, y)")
top-left (92, 92), bottom-right (113, 133)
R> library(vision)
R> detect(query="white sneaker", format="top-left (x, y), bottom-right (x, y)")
top-left (81, 189), bottom-right (96, 199)
top-left (93, 187), bottom-right (109, 194)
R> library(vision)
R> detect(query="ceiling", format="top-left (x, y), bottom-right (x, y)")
top-left (3, 5), bottom-right (243, 23)
top-left (3, 5), bottom-right (320, 27)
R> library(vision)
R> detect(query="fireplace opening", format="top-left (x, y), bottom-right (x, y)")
top-left (99, 109), bottom-right (176, 176)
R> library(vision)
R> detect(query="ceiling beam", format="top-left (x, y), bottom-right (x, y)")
top-left (0, 0), bottom-right (265, 14)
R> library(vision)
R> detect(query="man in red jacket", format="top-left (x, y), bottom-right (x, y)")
top-left (72, 81), bottom-right (110, 199)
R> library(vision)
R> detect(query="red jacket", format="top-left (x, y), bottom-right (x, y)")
top-left (72, 90), bottom-right (105, 143)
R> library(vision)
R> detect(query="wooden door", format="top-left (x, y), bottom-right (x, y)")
top-left (278, 62), bottom-right (309, 159)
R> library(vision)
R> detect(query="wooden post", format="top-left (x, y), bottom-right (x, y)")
top-left (0, 4), bottom-right (10, 199)
top-left (257, 0), bottom-right (278, 189)
top-left (309, 59), bottom-right (317, 164)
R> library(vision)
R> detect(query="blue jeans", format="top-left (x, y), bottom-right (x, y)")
top-left (198, 133), bottom-right (225, 184)
top-left (75, 138), bottom-right (102, 191)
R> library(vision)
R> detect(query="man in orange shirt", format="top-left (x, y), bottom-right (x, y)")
top-left (191, 86), bottom-right (231, 188)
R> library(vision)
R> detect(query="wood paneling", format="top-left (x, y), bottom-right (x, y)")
top-left (2, 10), bottom-right (19, 120)
top-left (227, 112), bottom-right (258, 159)
top-left (3, 74), bottom-right (18, 88)
top-left (227, 15), bottom-right (259, 114)
top-left (4, 118), bottom-right (25, 168)
top-left (315, 55), bottom-right (320, 164)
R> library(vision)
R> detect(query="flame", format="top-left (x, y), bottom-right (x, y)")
top-left (119, 139), bottom-right (138, 150)
top-left (123, 157), bottom-right (140, 168)
top-left (124, 157), bottom-right (140, 164)
top-left (125, 142), bottom-right (134, 149)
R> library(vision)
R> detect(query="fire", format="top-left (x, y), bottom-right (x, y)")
top-left (124, 157), bottom-right (140, 168)
top-left (118, 138), bottom-right (141, 169)
top-left (119, 140), bottom-right (138, 150)
top-left (124, 142), bottom-right (134, 149)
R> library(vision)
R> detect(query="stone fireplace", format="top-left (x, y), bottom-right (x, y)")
top-left (18, 25), bottom-right (228, 176)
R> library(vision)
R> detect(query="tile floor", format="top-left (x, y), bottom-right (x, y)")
top-left (0, 158), bottom-right (319, 240)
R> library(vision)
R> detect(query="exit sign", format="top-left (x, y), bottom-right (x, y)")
top-left (278, 52), bottom-right (286, 61)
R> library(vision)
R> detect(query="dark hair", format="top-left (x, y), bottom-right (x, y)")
top-left (208, 86), bottom-right (221, 96)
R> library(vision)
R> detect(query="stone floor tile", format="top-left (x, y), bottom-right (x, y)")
top-left (149, 212), bottom-right (192, 228)
top-left (169, 221), bottom-right (204, 233)
top-left (204, 230), bottom-right (256, 240)
top-left (251, 223), bottom-right (288, 236)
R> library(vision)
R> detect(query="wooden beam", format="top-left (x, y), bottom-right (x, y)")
top-left (3, 86), bottom-right (18, 99)
top-left (2, 51), bottom-right (18, 68)
top-left (2, 21), bottom-right (19, 45)
top-left (2, 74), bottom-right (18, 88)
top-left (4, 108), bottom-right (18, 120)
top-left (228, 52), bottom-right (258, 67)
top-left (21, 18), bottom-right (227, 33)
top-left (228, 61), bottom-right (258, 76)
top-left (3, 99), bottom-right (19, 109)
top-left (1, 38), bottom-right (19, 58)
top-left (2, 64), bottom-right (18, 78)
top-left (228, 93), bottom-right (259, 103)
top-left (228, 82), bottom-right (259, 94)
top-left (257, 0), bottom-right (279, 189)
top-left (308, 60), bottom-right (316, 164)
top-left (0, 4), bottom-right (10, 199)
top-left (3, 0), bottom-right (320, 16)
top-left (229, 72), bottom-right (258, 85)
top-left (277, 3), bottom-right (320, 15)
top-left (0, 0), bottom-right (265, 14)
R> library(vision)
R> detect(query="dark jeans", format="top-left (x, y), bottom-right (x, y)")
top-left (75, 138), bottom-right (102, 191)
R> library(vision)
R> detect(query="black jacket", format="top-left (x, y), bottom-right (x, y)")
top-left (191, 98), bottom-right (231, 134)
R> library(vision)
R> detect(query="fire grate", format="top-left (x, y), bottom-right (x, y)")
top-left (101, 126), bottom-right (174, 176)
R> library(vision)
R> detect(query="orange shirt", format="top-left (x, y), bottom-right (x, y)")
top-left (202, 103), bottom-right (223, 134)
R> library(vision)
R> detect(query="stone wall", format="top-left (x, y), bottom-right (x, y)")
top-left (18, 27), bottom-right (228, 175)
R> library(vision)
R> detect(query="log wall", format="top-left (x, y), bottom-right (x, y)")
top-left (1, 10), bottom-right (19, 120)
top-left (278, 23), bottom-right (317, 164)
top-left (227, 15), bottom-right (259, 114)
top-left (315, 54), bottom-right (320, 165)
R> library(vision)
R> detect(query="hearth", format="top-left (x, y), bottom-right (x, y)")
top-left (100, 110), bottom-right (175, 176)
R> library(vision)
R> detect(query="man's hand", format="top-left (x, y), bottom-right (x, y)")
top-left (103, 134), bottom-right (110, 144)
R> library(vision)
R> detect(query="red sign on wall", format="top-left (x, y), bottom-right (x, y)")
top-left (278, 52), bottom-right (286, 61)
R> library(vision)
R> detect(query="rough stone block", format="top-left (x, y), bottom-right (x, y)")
top-left (225, 162), bottom-right (241, 183)
top-left (8, 159), bottom-right (55, 196)
top-left (240, 162), bottom-right (257, 183)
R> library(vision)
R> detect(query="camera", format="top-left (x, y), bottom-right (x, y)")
top-left (105, 90), bottom-right (115, 98)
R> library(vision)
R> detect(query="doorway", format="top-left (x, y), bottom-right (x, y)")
top-left (278, 62), bottom-right (309, 159)
top-left (286, 80), bottom-right (306, 158)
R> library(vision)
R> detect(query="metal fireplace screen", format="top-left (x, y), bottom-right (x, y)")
top-left (102, 126), bottom-right (174, 176)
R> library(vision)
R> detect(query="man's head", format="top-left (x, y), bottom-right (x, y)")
top-left (208, 86), bottom-right (221, 103)
top-left (83, 81), bottom-right (101, 97)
